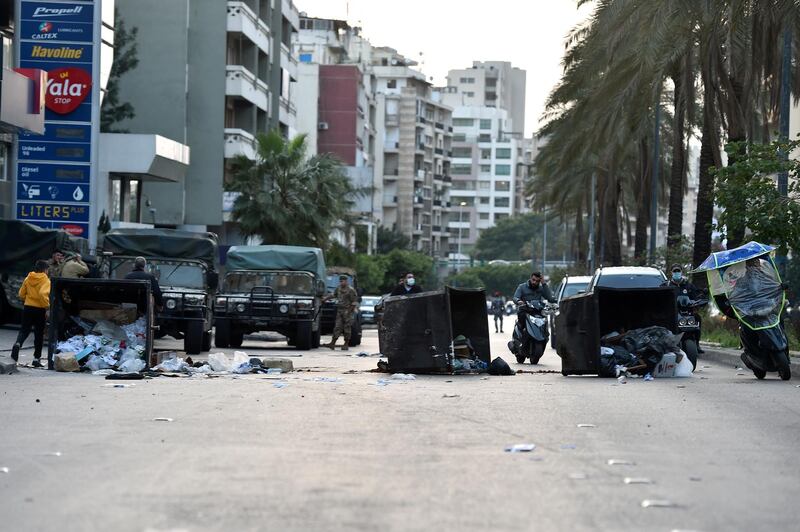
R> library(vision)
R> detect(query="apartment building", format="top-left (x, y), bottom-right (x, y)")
top-left (115, 0), bottom-right (299, 239)
top-left (446, 61), bottom-right (526, 135)
top-left (372, 47), bottom-right (453, 259)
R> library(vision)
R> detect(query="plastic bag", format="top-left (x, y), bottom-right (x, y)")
top-left (599, 346), bottom-right (638, 377)
top-left (207, 352), bottom-right (231, 372)
top-left (85, 354), bottom-right (113, 372)
top-left (231, 351), bottom-right (251, 374)
top-left (155, 356), bottom-right (189, 372)
top-left (117, 358), bottom-right (145, 373)
top-left (92, 320), bottom-right (129, 342)
top-left (674, 349), bottom-right (694, 377)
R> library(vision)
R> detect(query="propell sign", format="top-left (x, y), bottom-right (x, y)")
top-left (15, 0), bottom-right (98, 241)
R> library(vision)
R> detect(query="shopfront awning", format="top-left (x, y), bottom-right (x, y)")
top-left (99, 133), bottom-right (190, 182)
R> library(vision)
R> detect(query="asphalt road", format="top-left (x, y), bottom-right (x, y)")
top-left (1, 317), bottom-right (799, 532)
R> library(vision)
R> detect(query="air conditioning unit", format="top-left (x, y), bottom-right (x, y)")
top-left (318, 122), bottom-right (329, 130)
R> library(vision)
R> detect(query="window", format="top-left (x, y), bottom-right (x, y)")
top-left (495, 180), bottom-right (510, 191)
top-left (452, 180), bottom-right (476, 190)
top-left (495, 148), bottom-right (511, 159)
top-left (480, 148), bottom-right (491, 160)
top-left (494, 197), bottom-right (510, 207)
top-left (453, 118), bottom-right (474, 127)
top-left (495, 213), bottom-right (508, 221)
top-left (465, 91), bottom-right (475, 97)
top-left (452, 147), bottom-right (472, 158)
top-left (486, 78), bottom-right (497, 87)
top-left (479, 164), bottom-right (491, 174)
top-left (478, 181), bottom-right (491, 190)
top-left (299, 53), bottom-right (313, 63)
top-left (387, 79), bottom-right (397, 88)
top-left (479, 213), bottom-right (490, 220)
top-left (459, 77), bottom-right (475, 83)
top-left (495, 164), bottom-right (511, 176)
top-left (478, 134), bottom-right (491, 143)
top-left (479, 197), bottom-right (490, 204)
top-left (453, 133), bottom-right (466, 142)
top-left (480, 119), bottom-right (492, 130)
top-left (451, 196), bottom-right (474, 206)
top-left (451, 164), bottom-right (472, 175)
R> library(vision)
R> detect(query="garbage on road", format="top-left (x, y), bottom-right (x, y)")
top-left (607, 459), bottom-right (635, 466)
top-left (624, 477), bottom-right (653, 484)
top-left (598, 327), bottom-right (692, 380)
top-left (54, 315), bottom-right (148, 373)
top-left (641, 499), bottom-right (677, 508)
top-left (505, 443), bottom-right (536, 453)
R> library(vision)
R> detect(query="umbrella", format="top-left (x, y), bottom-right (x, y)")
top-left (691, 241), bottom-right (776, 273)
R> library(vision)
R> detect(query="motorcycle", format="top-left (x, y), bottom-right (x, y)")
top-left (676, 295), bottom-right (708, 369)
top-left (508, 300), bottom-right (555, 364)
top-left (693, 241), bottom-right (791, 381)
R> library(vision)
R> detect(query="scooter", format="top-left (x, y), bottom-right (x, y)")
top-left (676, 295), bottom-right (708, 369)
top-left (739, 322), bottom-right (791, 380)
top-left (508, 300), bottom-right (555, 364)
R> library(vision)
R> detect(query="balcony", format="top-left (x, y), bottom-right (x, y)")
top-left (384, 168), bottom-right (399, 179)
top-left (224, 128), bottom-right (257, 160)
top-left (433, 199), bottom-right (442, 207)
top-left (415, 169), bottom-right (425, 182)
top-left (433, 173), bottom-right (443, 181)
top-left (416, 142), bottom-right (425, 152)
top-left (435, 121), bottom-right (444, 130)
top-left (226, 65), bottom-right (268, 111)
top-left (434, 148), bottom-right (444, 156)
top-left (432, 225), bottom-right (442, 233)
top-left (443, 175), bottom-right (452, 183)
top-left (280, 96), bottom-right (297, 125)
top-left (227, 1), bottom-right (270, 54)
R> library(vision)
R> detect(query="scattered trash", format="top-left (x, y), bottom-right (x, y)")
top-left (577, 424), bottom-right (596, 428)
top-left (54, 353), bottom-right (80, 372)
top-left (568, 472), bottom-right (588, 480)
top-left (267, 368), bottom-right (283, 375)
top-left (152, 417), bottom-right (173, 422)
top-left (560, 444), bottom-right (577, 450)
top-left (624, 477), bottom-right (653, 484)
top-left (505, 444), bottom-right (536, 453)
top-left (488, 357), bottom-right (515, 376)
top-left (103, 383), bottom-right (135, 388)
top-left (617, 375), bottom-right (627, 384)
top-left (689, 476), bottom-right (702, 482)
top-left (676, 385), bottom-right (686, 388)
top-left (118, 358), bottom-right (146, 373)
top-left (208, 352), bottom-right (232, 372)
top-left (314, 377), bottom-right (342, 383)
top-left (356, 351), bottom-right (370, 357)
top-left (442, 393), bottom-right (460, 398)
top-left (43, 452), bottom-right (62, 457)
top-left (55, 316), bottom-right (148, 372)
top-left (736, 367), bottom-right (744, 371)
top-left (0, 467), bottom-right (9, 473)
top-left (641, 499), bottom-right (677, 508)
top-left (154, 355), bottom-right (190, 373)
top-left (105, 372), bottom-right (143, 380)
top-left (607, 459), bottom-right (635, 466)
top-left (643, 373), bottom-right (654, 381)
top-left (273, 382), bottom-right (289, 389)
top-left (391, 373), bottom-right (416, 381)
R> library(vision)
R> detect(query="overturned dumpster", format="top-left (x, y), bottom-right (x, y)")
top-left (47, 278), bottom-right (155, 371)
top-left (556, 286), bottom-right (677, 376)
top-left (379, 287), bottom-right (490, 374)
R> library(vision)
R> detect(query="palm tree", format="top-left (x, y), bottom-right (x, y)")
top-left (225, 131), bottom-right (358, 247)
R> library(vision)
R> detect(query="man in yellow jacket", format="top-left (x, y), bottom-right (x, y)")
top-left (11, 260), bottom-right (51, 367)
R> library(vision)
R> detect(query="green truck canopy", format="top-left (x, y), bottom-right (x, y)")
top-left (0, 220), bottom-right (88, 275)
top-left (226, 245), bottom-right (326, 279)
top-left (104, 228), bottom-right (218, 268)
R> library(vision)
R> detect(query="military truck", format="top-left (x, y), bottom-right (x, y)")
top-left (214, 245), bottom-right (326, 350)
top-left (103, 228), bottom-right (219, 354)
top-left (320, 267), bottom-right (362, 346)
top-left (0, 220), bottom-right (89, 325)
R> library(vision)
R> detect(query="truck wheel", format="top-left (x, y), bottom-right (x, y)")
top-left (215, 320), bottom-right (231, 348)
top-left (202, 330), bottom-right (212, 352)
top-left (295, 322), bottom-right (313, 350)
top-left (682, 339), bottom-right (698, 370)
top-left (185, 321), bottom-right (204, 354)
top-left (230, 330), bottom-right (244, 348)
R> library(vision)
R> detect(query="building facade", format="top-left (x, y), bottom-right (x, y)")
top-left (115, 0), bottom-right (299, 239)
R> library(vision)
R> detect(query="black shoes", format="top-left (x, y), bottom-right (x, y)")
top-left (10, 343), bottom-right (20, 362)
top-left (31, 358), bottom-right (43, 368)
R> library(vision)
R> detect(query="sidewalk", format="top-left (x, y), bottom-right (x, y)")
top-left (699, 342), bottom-right (800, 373)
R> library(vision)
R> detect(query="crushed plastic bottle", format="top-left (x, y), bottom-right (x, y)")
top-left (505, 443), bottom-right (536, 453)
top-left (641, 499), bottom-right (676, 508)
top-left (624, 477), bottom-right (653, 484)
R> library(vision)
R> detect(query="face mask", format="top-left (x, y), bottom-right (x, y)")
top-left (407, 278), bottom-right (415, 286)
top-left (672, 272), bottom-right (682, 282)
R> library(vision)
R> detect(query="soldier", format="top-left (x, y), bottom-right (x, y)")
top-left (323, 274), bottom-right (359, 351)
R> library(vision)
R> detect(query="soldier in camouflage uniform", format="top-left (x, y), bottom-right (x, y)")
top-left (323, 275), bottom-right (359, 351)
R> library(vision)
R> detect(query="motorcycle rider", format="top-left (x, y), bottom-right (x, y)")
top-left (662, 263), bottom-right (706, 352)
top-left (513, 272), bottom-right (556, 315)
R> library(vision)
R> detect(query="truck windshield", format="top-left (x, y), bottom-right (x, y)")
top-left (110, 258), bottom-right (206, 289)
top-left (226, 271), bottom-right (314, 295)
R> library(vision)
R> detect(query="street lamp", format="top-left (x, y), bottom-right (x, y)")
top-left (458, 201), bottom-right (467, 271)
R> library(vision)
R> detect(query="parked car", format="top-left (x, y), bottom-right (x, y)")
top-left (360, 296), bottom-right (382, 325)
top-left (549, 275), bottom-right (592, 349)
top-left (589, 266), bottom-right (667, 289)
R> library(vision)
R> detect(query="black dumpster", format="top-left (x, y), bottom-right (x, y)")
top-left (556, 286), bottom-right (677, 375)
top-left (47, 278), bottom-right (155, 370)
top-left (379, 287), bottom-right (491, 373)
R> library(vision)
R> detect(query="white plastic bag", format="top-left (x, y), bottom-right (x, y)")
top-left (674, 349), bottom-right (694, 377)
top-left (155, 356), bottom-right (189, 372)
top-left (117, 358), bottom-right (145, 373)
top-left (231, 351), bottom-right (251, 374)
top-left (86, 354), bottom-right (112, 372)
top-left (207, 352), bottom-right (231, 372)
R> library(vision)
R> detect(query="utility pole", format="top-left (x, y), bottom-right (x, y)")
top-left (588, 172), bottom-right (596, 274)
top-left (649, 98), bottom-right (661, 265)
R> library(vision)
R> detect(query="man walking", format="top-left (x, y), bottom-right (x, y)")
top-left (324, 275), bottom-right (359, 351)
top-left (10, 260), bottom-right (51, 367)
top-left (491, 291), bottom-right (505, 333)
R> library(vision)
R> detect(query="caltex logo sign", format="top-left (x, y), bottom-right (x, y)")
top-left (38, 21), bottom-right (52, 32)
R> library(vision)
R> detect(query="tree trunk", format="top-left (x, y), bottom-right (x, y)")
top-left (574, 200), bottom-right (585, 268)
top-left (666, 70), bottom-right (686, 260)
top-left (723, 76), bottom-right (747, 248)
top-left (634, 138), bottom-right (651, 264)
top-left (692, 105), bottom-right (717, 289)
top-left (603, 174), bottom-right (623, 266)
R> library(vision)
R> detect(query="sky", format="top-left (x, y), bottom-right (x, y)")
top-left (294, 0), bottom-right (594, 136)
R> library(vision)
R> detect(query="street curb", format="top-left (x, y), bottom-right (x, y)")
top-left (699, 345), bottom-right (800, 373)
